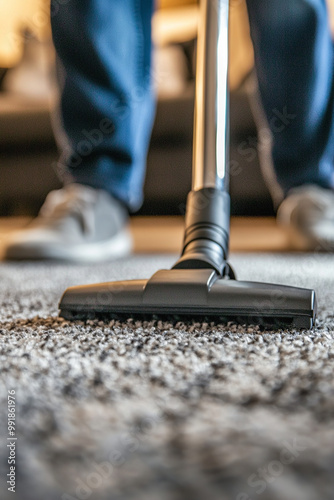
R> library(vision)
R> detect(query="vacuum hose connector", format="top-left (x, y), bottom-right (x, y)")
top-left (173, 188), bottom-right (231, 276)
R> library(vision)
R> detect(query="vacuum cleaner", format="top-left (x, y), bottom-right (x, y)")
top-left (59, 0), bottom-right (317, 328)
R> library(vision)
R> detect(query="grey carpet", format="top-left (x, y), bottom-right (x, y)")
top-left (0, 253), bottom-right (333, 500)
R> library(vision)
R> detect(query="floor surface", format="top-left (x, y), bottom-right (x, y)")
top-left (0, 246), bottom-right (333, 499)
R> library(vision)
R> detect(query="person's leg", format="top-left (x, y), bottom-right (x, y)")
top-left (246, 0), bottom-right (334, 195)
top-left (4, 0), bottom-right (155, 261)
top-left (51, 0), bottom-right (155, 211)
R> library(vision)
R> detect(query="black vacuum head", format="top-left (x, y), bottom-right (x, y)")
top-left (59, 269), bottom-right (317, 329)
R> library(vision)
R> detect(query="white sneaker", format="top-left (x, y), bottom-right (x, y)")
top-left (3, 184), bottom-right (133, 262)
top-left (277, 184), bottom-right (334, 251)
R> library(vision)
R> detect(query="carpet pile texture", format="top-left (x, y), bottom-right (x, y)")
top-left (0, 253), bottom-right (333, 500)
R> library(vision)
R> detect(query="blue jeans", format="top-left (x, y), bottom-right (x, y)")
top-left (52, 0), bottom-right (334, 210)
top-left (52, 0), bottom-right (155, 211)
top-left (247, 0), bottom-right (334, 195)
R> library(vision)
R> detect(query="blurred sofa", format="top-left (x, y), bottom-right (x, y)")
top-left (0, 1), bottom-right (274, 216)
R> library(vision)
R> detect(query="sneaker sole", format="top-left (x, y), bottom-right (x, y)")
top-left (278, 220), bottom-right (334, 252)
top-left (4, 228), bottom-right (133, 263)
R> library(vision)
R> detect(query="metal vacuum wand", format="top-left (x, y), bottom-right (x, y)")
top-left (193, 0), bottom-right (229, 192)
top-left (173, 0), bottom-right (231, 276)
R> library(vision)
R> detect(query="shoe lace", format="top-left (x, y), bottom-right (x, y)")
top-left (39, 185), bottom-right (98, 233)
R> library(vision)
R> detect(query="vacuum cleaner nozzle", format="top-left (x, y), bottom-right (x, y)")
top-left (59, 268), bottom-right (317, 329)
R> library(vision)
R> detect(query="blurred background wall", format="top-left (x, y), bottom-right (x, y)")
top-left (0, 0), bottom-right (310, 216)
